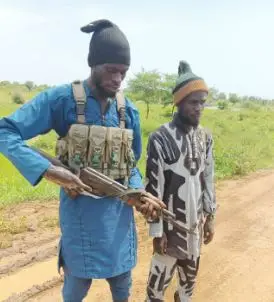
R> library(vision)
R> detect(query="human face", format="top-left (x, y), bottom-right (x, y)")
top-left (92, 63), bottom-right (128, 98)
top-left (178, 91), bottom-right (207, 126)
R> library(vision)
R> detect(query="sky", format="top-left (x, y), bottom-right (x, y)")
top-left (0, 0), bottom-right (274, 99)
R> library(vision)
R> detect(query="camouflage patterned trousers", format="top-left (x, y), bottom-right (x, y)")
top-left (145, 253), bottom-right (200, 302)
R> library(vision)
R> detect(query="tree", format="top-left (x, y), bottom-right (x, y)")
top-left (228, 93), bottom-right (240, 104)
top-left (207, 87), bottom-right (219, 104)
top-left (25, 81), bottom-right (34, 91)
top-left (161, 73), bottom-right (177, 107)
top-left (126, 69), bottom-right (178, 117)
top-left (0, 81), bottom-right (11, 86)
top-left (218, 92), bottom-right (227, 101)
top-left (126, 69), bottom-right (162, 118)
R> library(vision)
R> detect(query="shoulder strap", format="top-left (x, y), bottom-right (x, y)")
top-left (116, 90), bottom-right (126, 129)
top-left (72, 80), bottom-right (86, 123)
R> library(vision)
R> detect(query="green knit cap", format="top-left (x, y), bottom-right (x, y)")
top-left (172, 61), bottom-right (208, 105)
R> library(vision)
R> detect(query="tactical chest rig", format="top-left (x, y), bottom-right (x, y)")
top-left (55, 80), bottom-right (136, 183)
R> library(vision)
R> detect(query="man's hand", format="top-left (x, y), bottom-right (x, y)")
top-left (44, 165), bottom-right (93, 195)
top-left (153, 232), bottom-right (167, 255)
top-left (129, 192), bottom-right (166, 220)
top-left (203, 214), bottom-right (215, 244)
top-left (63, 188), bottom-right (80, 199)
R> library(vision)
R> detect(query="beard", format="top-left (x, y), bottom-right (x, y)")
top-left (93, 75), bottom-right (116, 98)
top-left (178, 112), bottom-right (199, 127)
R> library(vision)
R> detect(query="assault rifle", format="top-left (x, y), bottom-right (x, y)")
top-left (30, 146), bottom-right (198, 235)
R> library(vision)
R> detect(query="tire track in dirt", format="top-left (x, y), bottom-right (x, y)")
top-left (0, 239), bottom-right (58, 276)
top-left (2, 277), bottom-right (63, 302)
top-left (2, 170), bottom-right (274, 301)
top-left (0, 258), bottom-right (62, 301)
top-left (0, 202), bottom-right (60, 301)
top-left (0, 233), bottom-right (59, 260)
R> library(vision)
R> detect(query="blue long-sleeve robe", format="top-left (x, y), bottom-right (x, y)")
top-left (0, 80), bottom-right (143, 279)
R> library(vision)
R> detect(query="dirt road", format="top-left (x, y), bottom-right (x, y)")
top-left (1, 170), bottom-right (274, 301)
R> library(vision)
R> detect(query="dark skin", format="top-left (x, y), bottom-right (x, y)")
top-left (44, 166), bottom-right (93, 195)
top-left (89, 63), bottom-right (128, 99)
top-left (44, 63), bottom-right (166, 221)
top-left (153, 90), bottom-right (214, 255)
top-left (203, 214), bottom-right (215, 244)
top-left (178, 90), bottom-right (207, 127)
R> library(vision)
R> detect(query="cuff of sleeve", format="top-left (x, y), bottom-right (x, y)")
top-left (128, 167), bottom-right (144, 189)
top-left (27, 157), bottom-right (51, 186)
top-left (149, 218), bottom-right (163, 237)
top-left (203, 201), bottom-right (217, 215)
top-left (203, 207), bottom-right (216, 218)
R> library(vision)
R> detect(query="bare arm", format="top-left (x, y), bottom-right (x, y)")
top-left (44, 164), bottom-right (93, 194)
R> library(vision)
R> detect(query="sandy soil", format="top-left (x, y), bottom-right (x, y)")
top-left (1, 170), bottom-right (274, 302)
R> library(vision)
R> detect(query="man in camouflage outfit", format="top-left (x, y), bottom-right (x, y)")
top-left (144, 61), bottom-right (217, 302)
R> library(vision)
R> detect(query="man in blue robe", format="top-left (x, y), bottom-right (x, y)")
top-left (0, 19), bottom-right (162, 302)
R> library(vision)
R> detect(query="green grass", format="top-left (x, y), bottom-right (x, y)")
top-left (0, 90), bottom-right (60, 206)
top-left (202, 107), bottom-right (274, 178)
top-left (1, 89), bottom-right (274, 206)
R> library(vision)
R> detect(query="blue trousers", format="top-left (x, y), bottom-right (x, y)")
top-left (62, 268), bottom-right (132, 302)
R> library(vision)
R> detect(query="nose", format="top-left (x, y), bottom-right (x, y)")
top-left (195, 102), bottom-right (204, 112)
top-left (194, 104), bottom-right (202, 113)
top-left (112, 72), bottom-right (122, 85)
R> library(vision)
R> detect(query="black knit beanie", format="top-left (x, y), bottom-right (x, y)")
top-left (81, 19), bottom-right (130, 67)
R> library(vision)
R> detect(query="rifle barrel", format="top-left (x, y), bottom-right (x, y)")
top-left (162, 209), bottom-right (176, 219)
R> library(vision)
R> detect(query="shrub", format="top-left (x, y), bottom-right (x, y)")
top-left (217, 100), bottom-right (228, 110)
top-left (12, 92), bottom-right (24, 104)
